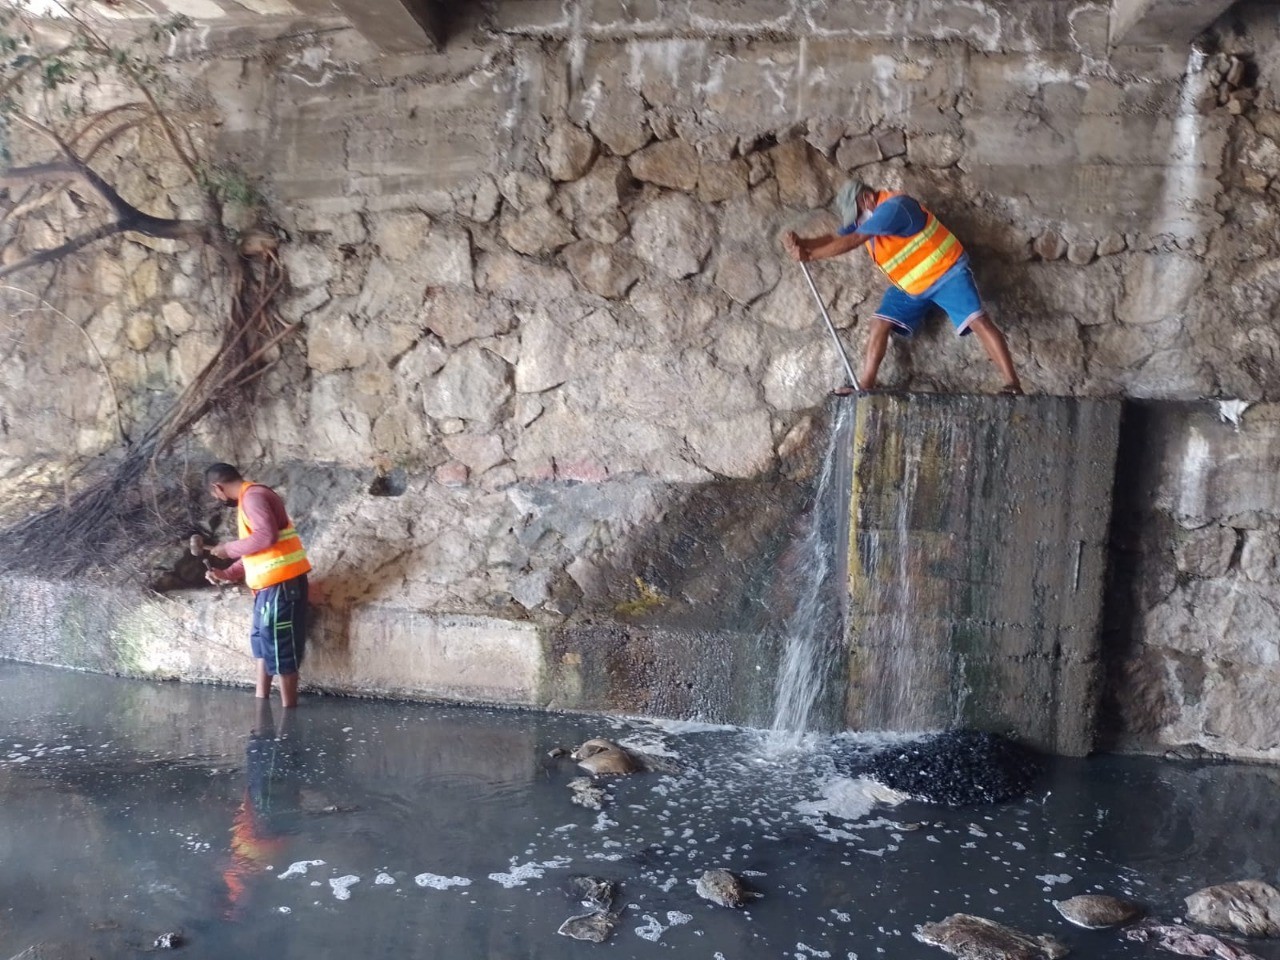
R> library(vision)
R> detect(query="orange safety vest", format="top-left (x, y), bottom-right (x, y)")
top-left (237, 483), bottom-right (311, 591)
top-left (866, 190), bottom-right (965, 296)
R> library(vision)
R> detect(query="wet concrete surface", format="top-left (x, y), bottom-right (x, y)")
top-left (1, 663), bottom-right (1278, 960)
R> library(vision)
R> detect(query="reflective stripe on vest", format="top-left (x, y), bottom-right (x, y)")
top-left (237, 483), bottom-right (312, 591)
top-left (867, 191), bottom-right (965, 296)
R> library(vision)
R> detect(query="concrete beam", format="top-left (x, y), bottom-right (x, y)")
top-left (287, 0), bottom-right (441, 53)
top-left (1110, 0), bottom-right (1237, 47)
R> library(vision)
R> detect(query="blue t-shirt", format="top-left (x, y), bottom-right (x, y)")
top-left (838, 195), bottom-right (927, 238)
top-left (840, 195), bottom-right (970, 298)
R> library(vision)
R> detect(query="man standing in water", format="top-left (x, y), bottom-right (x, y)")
top-left (783, 180), bottom-right (1022, 395)
top-left (204, 463), bottom-right (312, 708)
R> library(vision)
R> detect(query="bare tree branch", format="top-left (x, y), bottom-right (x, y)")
top-left (0, 221), bottom-right (125, 279)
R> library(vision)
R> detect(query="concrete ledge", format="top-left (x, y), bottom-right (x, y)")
top-left (844, 394), bottom-right (1122, 756)
top-left (0, 577), bottom-right (546, 708)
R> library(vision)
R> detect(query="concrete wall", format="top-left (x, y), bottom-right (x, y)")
top-left (0, 1), bottom-right (1276, 756)
top-left (845, 394), bottom-right (1120, 755)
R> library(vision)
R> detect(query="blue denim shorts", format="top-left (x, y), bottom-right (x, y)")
top-left (873, 263), bottom-right (985, 338)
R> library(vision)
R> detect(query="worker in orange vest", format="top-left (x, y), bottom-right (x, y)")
top-left (783, 179), bottom-right (1022, 395)
top-left (204, 462), bottom-right (312, 708)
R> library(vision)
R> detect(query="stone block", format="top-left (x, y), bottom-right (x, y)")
top-left (697, 159), bottom-right (751, 202)
top-left (629, 139), bottom-right (701, 192)
top-left (421, 288), bottom-right (513, 347)
top-left (501, 204), bottom-right (576, 256)
top-left (1034, 231), bottom-right (1068, 261)
top-left (1066, 239), bottom-right (1097, 265)
top-left (907, 132), bottom-right (962, 168)
top-left (1203, 665), bottom-right (1280, 752)
top-left (836, 133), bottom-right (880, 170)
top-left (770, 140), bottom-right (836, 209)
top-left (515, 306), bottom-right (574, 394)
top-left (1241, 531), bottom-right (1280, 584)
top-left (421, 344), bottom-right (512, 424)
top-left (477, 251), bottom-right (576, 303)
top-left (685, 410), bottom-right (775, 479)
top-left (564, 240), bottom-right (644, 300)
top-left (539, 123), bottom-right (598, 182)
top-left (713, 247), bottom-right (780, 306)
top-left (631, 192), bottom-right (715, 279)
top-left (1172, 525), bottom-right (1236, 578)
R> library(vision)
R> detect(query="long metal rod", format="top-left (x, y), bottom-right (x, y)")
top-left (799, 261), bottom-right (860, 392)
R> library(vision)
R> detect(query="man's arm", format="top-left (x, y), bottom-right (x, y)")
top-left (209, 487), bottom-right (279, 560)
top-left (207, 560), bottom-right (245, 584)
top-left (783, 230), bottom-right (871, 262)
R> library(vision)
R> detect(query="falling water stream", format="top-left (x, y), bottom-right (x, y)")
top-left (769, 401), bottom-right (854, 740)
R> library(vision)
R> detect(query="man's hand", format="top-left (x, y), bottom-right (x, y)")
top-left (208, 542), bottom-right (231, 560)
top-left (782, 230), bottom-right (811, 263)
top-left (205, 568), bottom-right (228, 585)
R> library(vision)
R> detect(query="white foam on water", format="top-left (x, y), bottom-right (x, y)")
top-left (632, 717), bottom-right (742, 735)
top-left (795, 777), bottom-right (909, 822)
top-left (278, 906), bottom-right (291, 914)
top-left (635, 914), bottom-right (668, 942)
top-left (278, 860), bottom-right (325, 880)
top-left (667, 911), bottom-right (692, 926)
top-left (329, 875), bottom-right (360, 900)
top-left (375, 873), bottom-right (395, 885)
top-left (414, 873), bottom-right (472, 890)
top-left (1036, 873), bottom-right (1073, 886)
top-left (488, 856), bottom-right (572, 888)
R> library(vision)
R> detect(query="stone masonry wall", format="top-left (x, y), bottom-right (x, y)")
top-left (0, 1), bottom-right (1278, 753)
top-left (1104, 401), bottom-right (1280, 762)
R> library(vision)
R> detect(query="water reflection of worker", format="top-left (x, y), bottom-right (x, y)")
top-left (223, 699), bottom-right (302, 918)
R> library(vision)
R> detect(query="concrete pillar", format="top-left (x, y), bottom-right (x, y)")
top-left (843, 394), bottom-right (1121, 756)
top-left (1110, 0), bottom-right (1237, 47)
top-left (286, 0), bottom-right (442, 53)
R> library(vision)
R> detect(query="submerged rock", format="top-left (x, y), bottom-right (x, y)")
top-left (568, 777), bottom-right (606, 810)
top-left (862, 731), bottom-right (1043, 806)
top-left (1054, 894), bottom-right (1142, 929)
top-left (1185, 880), bottom-right (1280, 938)
top-left (557, 911), bottom-right (618, 942)
top-left (1125, 921), bottom-right (1264, 959)
top-left (570, 738), bottom-right (640, 775)
top-left (914, 914), bottom-right (1068, 960)
top-left (566, 875), bottom-right (616, 911)
top-left (695, 869), bottom-right (753, 909)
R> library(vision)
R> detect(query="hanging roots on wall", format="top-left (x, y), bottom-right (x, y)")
top-left (0, 230), bottom-right (295, 583)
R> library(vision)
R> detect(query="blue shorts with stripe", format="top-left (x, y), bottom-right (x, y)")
top-left (250, 574), bottom-right (308, 676)
top-left (874, 262), bottom-right (985, 338)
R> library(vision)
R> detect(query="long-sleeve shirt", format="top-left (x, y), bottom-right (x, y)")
top-left (220, 485), bottom-right (290, 582)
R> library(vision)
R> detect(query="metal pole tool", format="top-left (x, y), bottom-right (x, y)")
top-left (799, 261), bottom-right (860, 393)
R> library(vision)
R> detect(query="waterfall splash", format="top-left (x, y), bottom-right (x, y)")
top-left (769, 401), bottom-right (854, 743)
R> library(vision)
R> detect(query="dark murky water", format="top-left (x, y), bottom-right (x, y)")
top-left (1, 662), bottom-right (1278, 960)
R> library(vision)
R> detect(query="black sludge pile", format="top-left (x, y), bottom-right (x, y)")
top-left (863, 731), bottom-right (1043, 806)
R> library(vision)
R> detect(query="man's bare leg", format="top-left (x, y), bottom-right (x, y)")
top-left (279, 672), bottom-right (300, 709)
top-left (255, 659), bottom-right (272, 699)
top-left (858, 318), bottom-right (894, 390)
top-left (967, 314), bottom-right (1021, 392)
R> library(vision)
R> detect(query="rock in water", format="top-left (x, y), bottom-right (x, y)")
top-left (1185, 880), bottom-right (1280, 938)
top-left (557, 911), bottom-right (618, 942)
top-left (152, 932), bottom-right (183, 949)
top-left (1054, 894), bottom-right (1142, 929)
top-left (914, 914), bottom-right (1068, 960)
top-left (862, 731), bottom-right (1042, 806)
top-left (1126, 921), bottom-right (1265, 960)
top-left (570, 738), bottom-right (640, 775)
top-left (696, 869), bottom-right (751, 909)
top-left (566, 875), bottom-right (616, 911)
